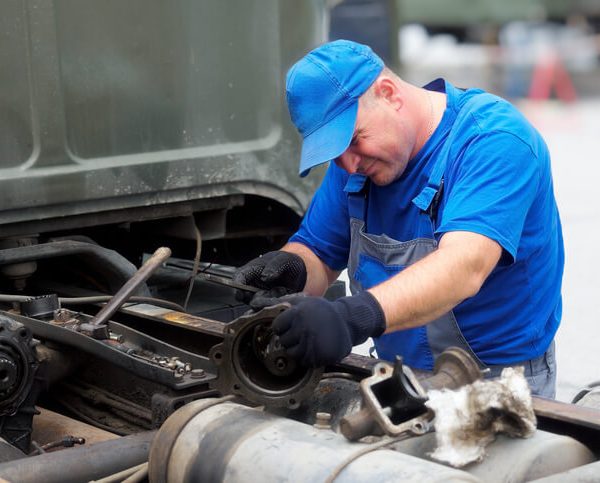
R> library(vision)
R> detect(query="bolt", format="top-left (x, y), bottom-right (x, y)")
top-left (314, 412), bottom-right (332, 430)
top-left (173, 371), bottom-right (184, 380)
top-left (275, 357), bottom-right (287, 371)
top-left (109, 332), bottom-right (123, 343)
top-left (191, 369), bottom-right (206, 379)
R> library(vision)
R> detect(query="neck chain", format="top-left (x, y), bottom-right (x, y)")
top-left (426, 90), bottom-right (434, 139)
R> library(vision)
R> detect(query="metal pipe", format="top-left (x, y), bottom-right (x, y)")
top-left (0, 431), bottom-right (155, 483)
top-left (90, 247), bottom-right (171, 326)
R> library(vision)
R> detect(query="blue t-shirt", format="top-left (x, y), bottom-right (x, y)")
top-left (290, 79), bottom-right (564, 365)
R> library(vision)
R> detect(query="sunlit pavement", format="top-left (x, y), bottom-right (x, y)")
top-left (350, 98), bottom-right (600, 402)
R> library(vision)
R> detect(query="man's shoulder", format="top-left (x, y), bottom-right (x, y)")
top-left (450, 87), bottom-right (543, 153)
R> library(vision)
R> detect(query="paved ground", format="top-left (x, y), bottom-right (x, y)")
top-left (350, 97), bottom-right (600, 402)
top-left (523, 98), bottom-right (600, 401)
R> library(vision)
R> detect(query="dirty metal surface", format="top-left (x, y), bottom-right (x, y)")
top-left (534, 396), bottom-right (600, 430)
top-left (119, 303), bottom-right (226, 336)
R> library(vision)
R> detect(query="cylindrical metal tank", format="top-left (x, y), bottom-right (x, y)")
top-left (391, 429), bottom-right (595, 482)
top-left (149, 398), bottom-right (478, 483)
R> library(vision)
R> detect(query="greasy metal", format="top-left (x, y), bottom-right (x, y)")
top-left (419, 346), bottom-right (484, 392)
top-left (0, 431), bottom-right (156, 483)
top-left (209, 304), bottom-right (323, 409)
top-left (32, 408), bottom-right (119, 446)
top-left (533, 396), bottom-right (600, 453)
top-left (0, 315), bottom-right (38, 416)
top-left (90, 247), bottom-right (172, 328)
top-left (340, 360), bottom-right (429, 441)
top-left (148, 396), bottom-right (235, 483)
top-left (533, 397), bottom-right (600, 431)
top-left (194, 272), bottom-right (260, 294)
top-left (5, 310), bottom-right (215, 390)
top-left (119, 303), bottom-right (226, 336)
top-left (340, 348), bottom-right (483, 441)
top-left (0, 1), bottom-right (325, 237)
top-left (151, 400), bottom-right (479, 483)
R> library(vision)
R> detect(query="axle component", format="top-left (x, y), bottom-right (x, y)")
top-left (209, 304), bottom-right (322, 409)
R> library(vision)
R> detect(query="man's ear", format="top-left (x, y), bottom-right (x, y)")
top-left (373, 77), bottom-right (402, 110)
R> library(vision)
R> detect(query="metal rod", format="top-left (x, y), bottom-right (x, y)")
top-left (90, 247), bottom-right (171, 326)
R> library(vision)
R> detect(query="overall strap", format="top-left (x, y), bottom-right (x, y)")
top-left (411, 155), bottom-right (447, 224)
top-left (344, 174), bottom-right (369, 223)
top-left (411, 92), bottom-right (492, 223)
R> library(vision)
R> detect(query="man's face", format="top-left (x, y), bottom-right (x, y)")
top-left (334, 96), bottom-right (413, 186)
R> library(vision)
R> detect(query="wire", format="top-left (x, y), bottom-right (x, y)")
top-left (0, 294), bottom-right (185, 312)
top-left (183, 220), bottom-right (202, 311)
top-left (324, 433), bottom-right (411, 483)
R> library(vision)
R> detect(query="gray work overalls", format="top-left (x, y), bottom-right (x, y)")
top-left (344, 97), bottom-right (556, 397)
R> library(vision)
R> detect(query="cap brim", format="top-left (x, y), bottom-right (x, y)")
top-left (298, 101), bottom-right (358, 177)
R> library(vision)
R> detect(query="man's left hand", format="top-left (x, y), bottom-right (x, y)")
top-left (271, 291), bottom-right (386, 367)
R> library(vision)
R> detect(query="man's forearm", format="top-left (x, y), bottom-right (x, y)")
top-left (282, 242), bottom-right (339, 296)
top-left (368, 231), bottom-right (502, 332)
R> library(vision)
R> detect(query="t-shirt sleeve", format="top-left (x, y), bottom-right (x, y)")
top-left (435, 131), bottom-right (540, 263)
top-left (289, 164), bottom-right (351, 271)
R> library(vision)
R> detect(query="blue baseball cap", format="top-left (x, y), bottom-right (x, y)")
top-left (286, 40), bottom-right (384, 177)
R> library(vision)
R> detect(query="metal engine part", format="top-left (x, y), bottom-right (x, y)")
top-left (340, 347), bottom-right (483, 441)
top-left (209, 304), bottom-right (323, 409)
top-left (0, 313), bottom-right (40, 452)
top-left (148, 398), bottom-right (479, 483)
top-left (0, 314), bottom-right (38, 415)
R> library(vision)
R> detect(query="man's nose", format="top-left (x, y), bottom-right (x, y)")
top-left (337, 150), bottom-right (360, 174)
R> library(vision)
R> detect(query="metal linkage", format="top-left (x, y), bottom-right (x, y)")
top-left (89, 247), bottom-right (172, 330)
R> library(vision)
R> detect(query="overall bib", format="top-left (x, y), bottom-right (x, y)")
top-left (345, 152), bottom-right (482, 371)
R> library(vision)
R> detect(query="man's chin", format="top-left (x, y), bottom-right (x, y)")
top-left (369, 173), bottom-right (395, 186)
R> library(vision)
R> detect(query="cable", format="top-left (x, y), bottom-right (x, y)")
top-left (0, 294), bottom-right (185, 312)
top-left (324, 434), bottom-right (411, 483)
top-left (183, 220), bottom-right (202, 311)
top-left (60, 295), bottom-right (185, 312)
top-left (90, 462), bottom-right (148, 483)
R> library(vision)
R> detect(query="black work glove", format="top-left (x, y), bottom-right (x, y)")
top-left (272, 291), bottom-right (386, 367)
top-left (233, 251), bottom-right (307, 303)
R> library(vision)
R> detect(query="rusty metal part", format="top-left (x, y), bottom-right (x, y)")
top-left (340, 360), bottom-right (431, 441)
top-left (118, 303), bottom-right (226, 336)
top-left (419, 346), bottom-right (483, 392)
top-left (340, 347), bottom-right (483, 441)
top-left (90, 247), bottom-right (172, 328)
top-left (533, 396), bottom-right (600, 453)
top-left (32, 407), bottom-right (119, 446)
top-left (209, 304), bottom-right (323, 409)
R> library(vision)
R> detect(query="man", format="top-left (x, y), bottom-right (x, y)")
top-left (234, 40), bottom-right (563, 398)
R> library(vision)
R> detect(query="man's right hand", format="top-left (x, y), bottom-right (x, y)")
top-left (232, 250), bottom-right (307, 303)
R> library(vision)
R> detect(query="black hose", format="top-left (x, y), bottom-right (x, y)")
top-left (0, 241), bottom-right (150, 296)
top-left (0, 431), bottom-right (155, 483)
